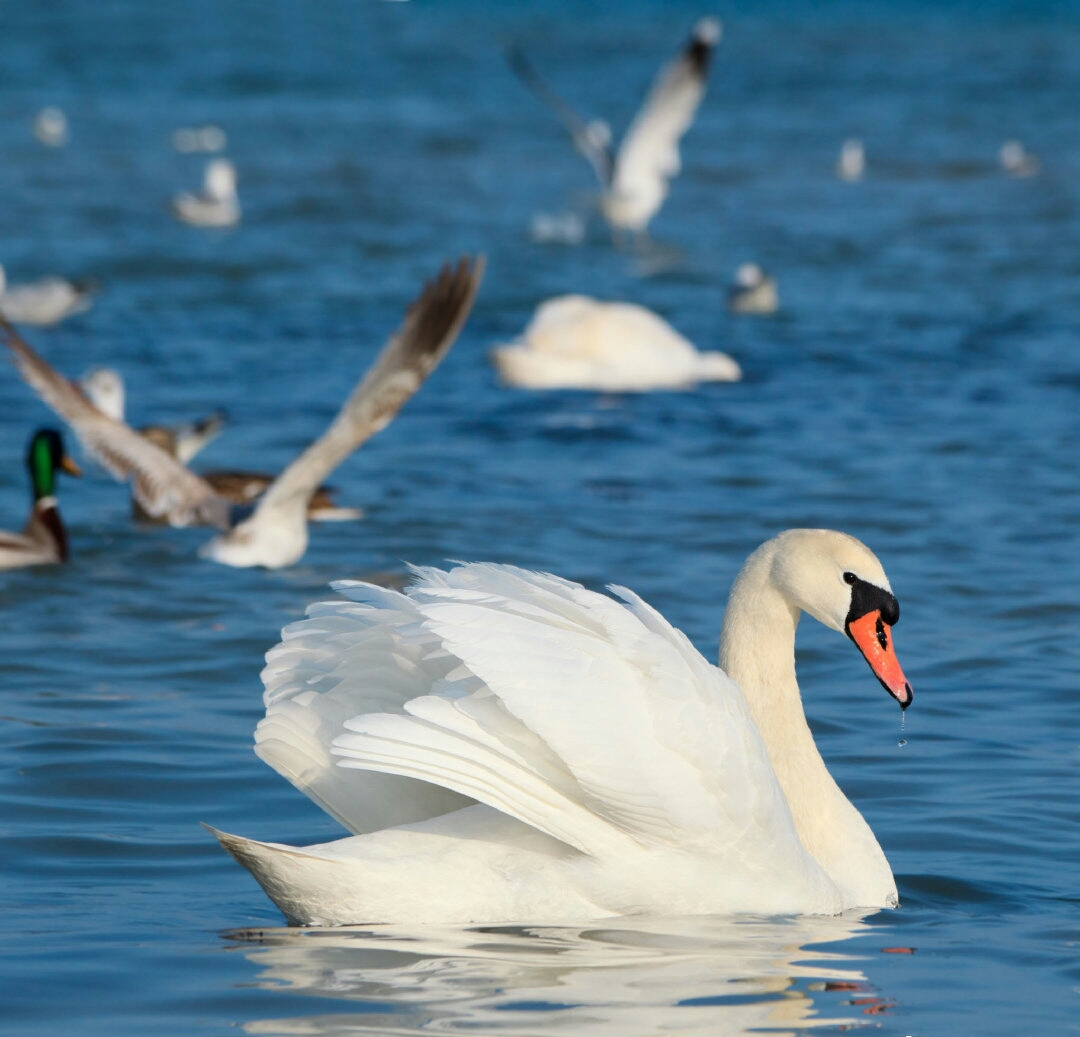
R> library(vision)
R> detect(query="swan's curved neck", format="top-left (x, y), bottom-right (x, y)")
top-left (718, 545), bottom-right (896, 907)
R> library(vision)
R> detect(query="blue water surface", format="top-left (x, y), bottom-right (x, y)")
top-left (1, 1), bottom-right (1078, 1034)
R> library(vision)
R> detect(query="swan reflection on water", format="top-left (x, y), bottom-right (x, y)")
top-left (226, 910), bottom-right (894, 1035)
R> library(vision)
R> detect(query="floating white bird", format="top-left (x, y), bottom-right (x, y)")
top-left (836, 139), bottom-right (865, 182)
top-left (999, 139), bottom-right (1040, 178)
top-left (171, 125), bottom-right (227, 154)
top-left (33, 107), bottom-right (69, 147)
top-left (172, 159), bottom-right (240, 228)
top-left (0, 265), bottom-right (94, 326)
top-left (491, 294), bottom-right (740, 391)
top-left (0, 257), bottom-right (483, 568)
top-left (210, 529), bottom-right (912, 926)
top-left (0, 428), bottom-right (81, 571)
top-left (510, 18), bottom-right (722, 235)
top-left (727, 263), bottom-right (778, 315)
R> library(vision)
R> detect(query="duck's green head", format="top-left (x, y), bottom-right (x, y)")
top-left (26, 428), bottom-right (81, 500)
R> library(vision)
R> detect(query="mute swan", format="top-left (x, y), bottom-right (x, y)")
top-left (836, 139), bottom-right (865, 182)
top-left (0, 257), bottom-right (483, 568)
top-left (509, 18), bottom-right (721, 234)
top-left (727, 263), bottom-right (778, 315)
top-left (0, 428), bottom-right (81, 570)
top-left (0, 265), bottom-right (95, 326)
top-left (492, 294), bottom-right (740, 391)
top-left (211, 529), bottom-right (912, 925)
top-left (173, 159), bottom-right (240, 228)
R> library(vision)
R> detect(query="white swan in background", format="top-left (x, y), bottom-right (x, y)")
top-left (727, 262), bottom-right (778, 315)
top-left (836, 139), bottom-right (865, 182)
top-left (210, 529), bottom-right (913, 926)
top-left (0, 257), bottom-right (483, 567)
top-left (0, 265), bottom-right (94, 326)
top-left (491, 294), bottom-right (740, 391)
top-left (173, 159), bottom-right (240, 228)
top-left (509, 18), bottom-right (722, 234)
top-left (1000, 139), bottom-right (1039, 178)
top-left (33, 107), bottom-right (69, 147)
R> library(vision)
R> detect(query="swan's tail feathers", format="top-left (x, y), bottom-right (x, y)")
top-left (203, 824), bottom-right (353, 927)
top-left (694, 351), bottom-right (742, 383)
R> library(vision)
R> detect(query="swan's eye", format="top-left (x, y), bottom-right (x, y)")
top-left (843, 571), bottom-right (857, 585)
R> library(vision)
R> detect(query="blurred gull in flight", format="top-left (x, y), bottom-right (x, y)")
top-left (173, 159), bottom-right (240, 228)
top-left (836, 139), bottom-right (865, 181)
top-left (727, 263), bottom-right (778, 315)
top-left (0, 265), bottom-right (94, 326)
top-left (2, 258), bottom-right (483, 568)
top-left (510, 18), bottom-right (722, 236)
top-left (492, 294), bottom-right (740, 391)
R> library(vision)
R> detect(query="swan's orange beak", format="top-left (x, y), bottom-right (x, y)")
top-left (847, 610), bottom-right (913, 709)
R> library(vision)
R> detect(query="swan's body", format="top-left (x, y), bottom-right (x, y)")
top-left (213, 529), bottom-right (912, 926)
top-left (0, 428), bottom-right (80, 571)
top-left (510, 18), bottom-right (721, 234)
top-left (492, 294), bottom-right (740, 391)
top-left (0, 265), bottom-right (94, 326)
top-left (173, 159), bottom-right (240, 228)
top-left (1, 257), bottom-right (483, 567)
top-left (727, 263), bottom-right (778, 315)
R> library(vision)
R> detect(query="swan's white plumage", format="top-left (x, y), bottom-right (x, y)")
top-left (214, 531), bottom-right (911, 926)
top-left (491, 295), bottom-right (741, 391)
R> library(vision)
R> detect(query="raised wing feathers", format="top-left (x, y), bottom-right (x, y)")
top-left (611, 24), bottom-right (717, 204)
top-left (0, 316), bottom-right (229, 528)
top-left (251, 256), bottom-right (484, 519)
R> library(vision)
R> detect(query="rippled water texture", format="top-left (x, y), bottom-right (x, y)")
top-left (1, 1), bottom-right (1078, 1034)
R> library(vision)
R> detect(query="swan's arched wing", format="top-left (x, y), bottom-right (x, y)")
top-left (609, 19), bottom-right (720, 217)
top-left (247, 256), bottom-right (483, 526)
top-left (0, 317), bottom-right (229, 528)
top-left (323, 563), bottom-right (803, 862)
top-left (507, 48), bottom-right (614, 187)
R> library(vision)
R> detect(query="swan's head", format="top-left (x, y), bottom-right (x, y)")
top-left (769, 529), bottom-right (912, 709)
top-left (80, 367), bottom-right (125, 421)
top-left (205, 159), bottom-right (237, 201)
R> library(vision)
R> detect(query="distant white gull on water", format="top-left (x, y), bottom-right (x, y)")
top-left (509, 18), bottom-right (722, 235)
top-left (491, 295), bottom-right (740, 392)
top-left (836, 139), bottom-right (865, 181)
top-left (999, 140), bottom-right (1039, 178)
top-left (33, 107), bottom-right (69, 147)
top-left (0, 265), bottom-right (94, 326)
top-left (172, 125), bottom-right (227, 154)
top-left (173, 159), bottom-right (240, 228)
top-left (727, 263), bottom-right (778, 315)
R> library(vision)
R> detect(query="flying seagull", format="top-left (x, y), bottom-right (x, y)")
top-left (509, 17), bottom-right (721, 235)
top-left (1, 257), bottom-right (484, 568)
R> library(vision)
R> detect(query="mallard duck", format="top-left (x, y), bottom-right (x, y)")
top-left (509, 18), bottom-right (721, 235)
top-left (0, 428), bottom-right (81, 570)
top-left (79, 368), bottom-right (355, 522)
top-left (491, 294), bottom-right (740, 391)
top-left (1, 256), bottom-right (483, 568)
top-left (173, 159), bottom-right (240, 228)
top-left (211, 529), bottom-right (912, 926)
